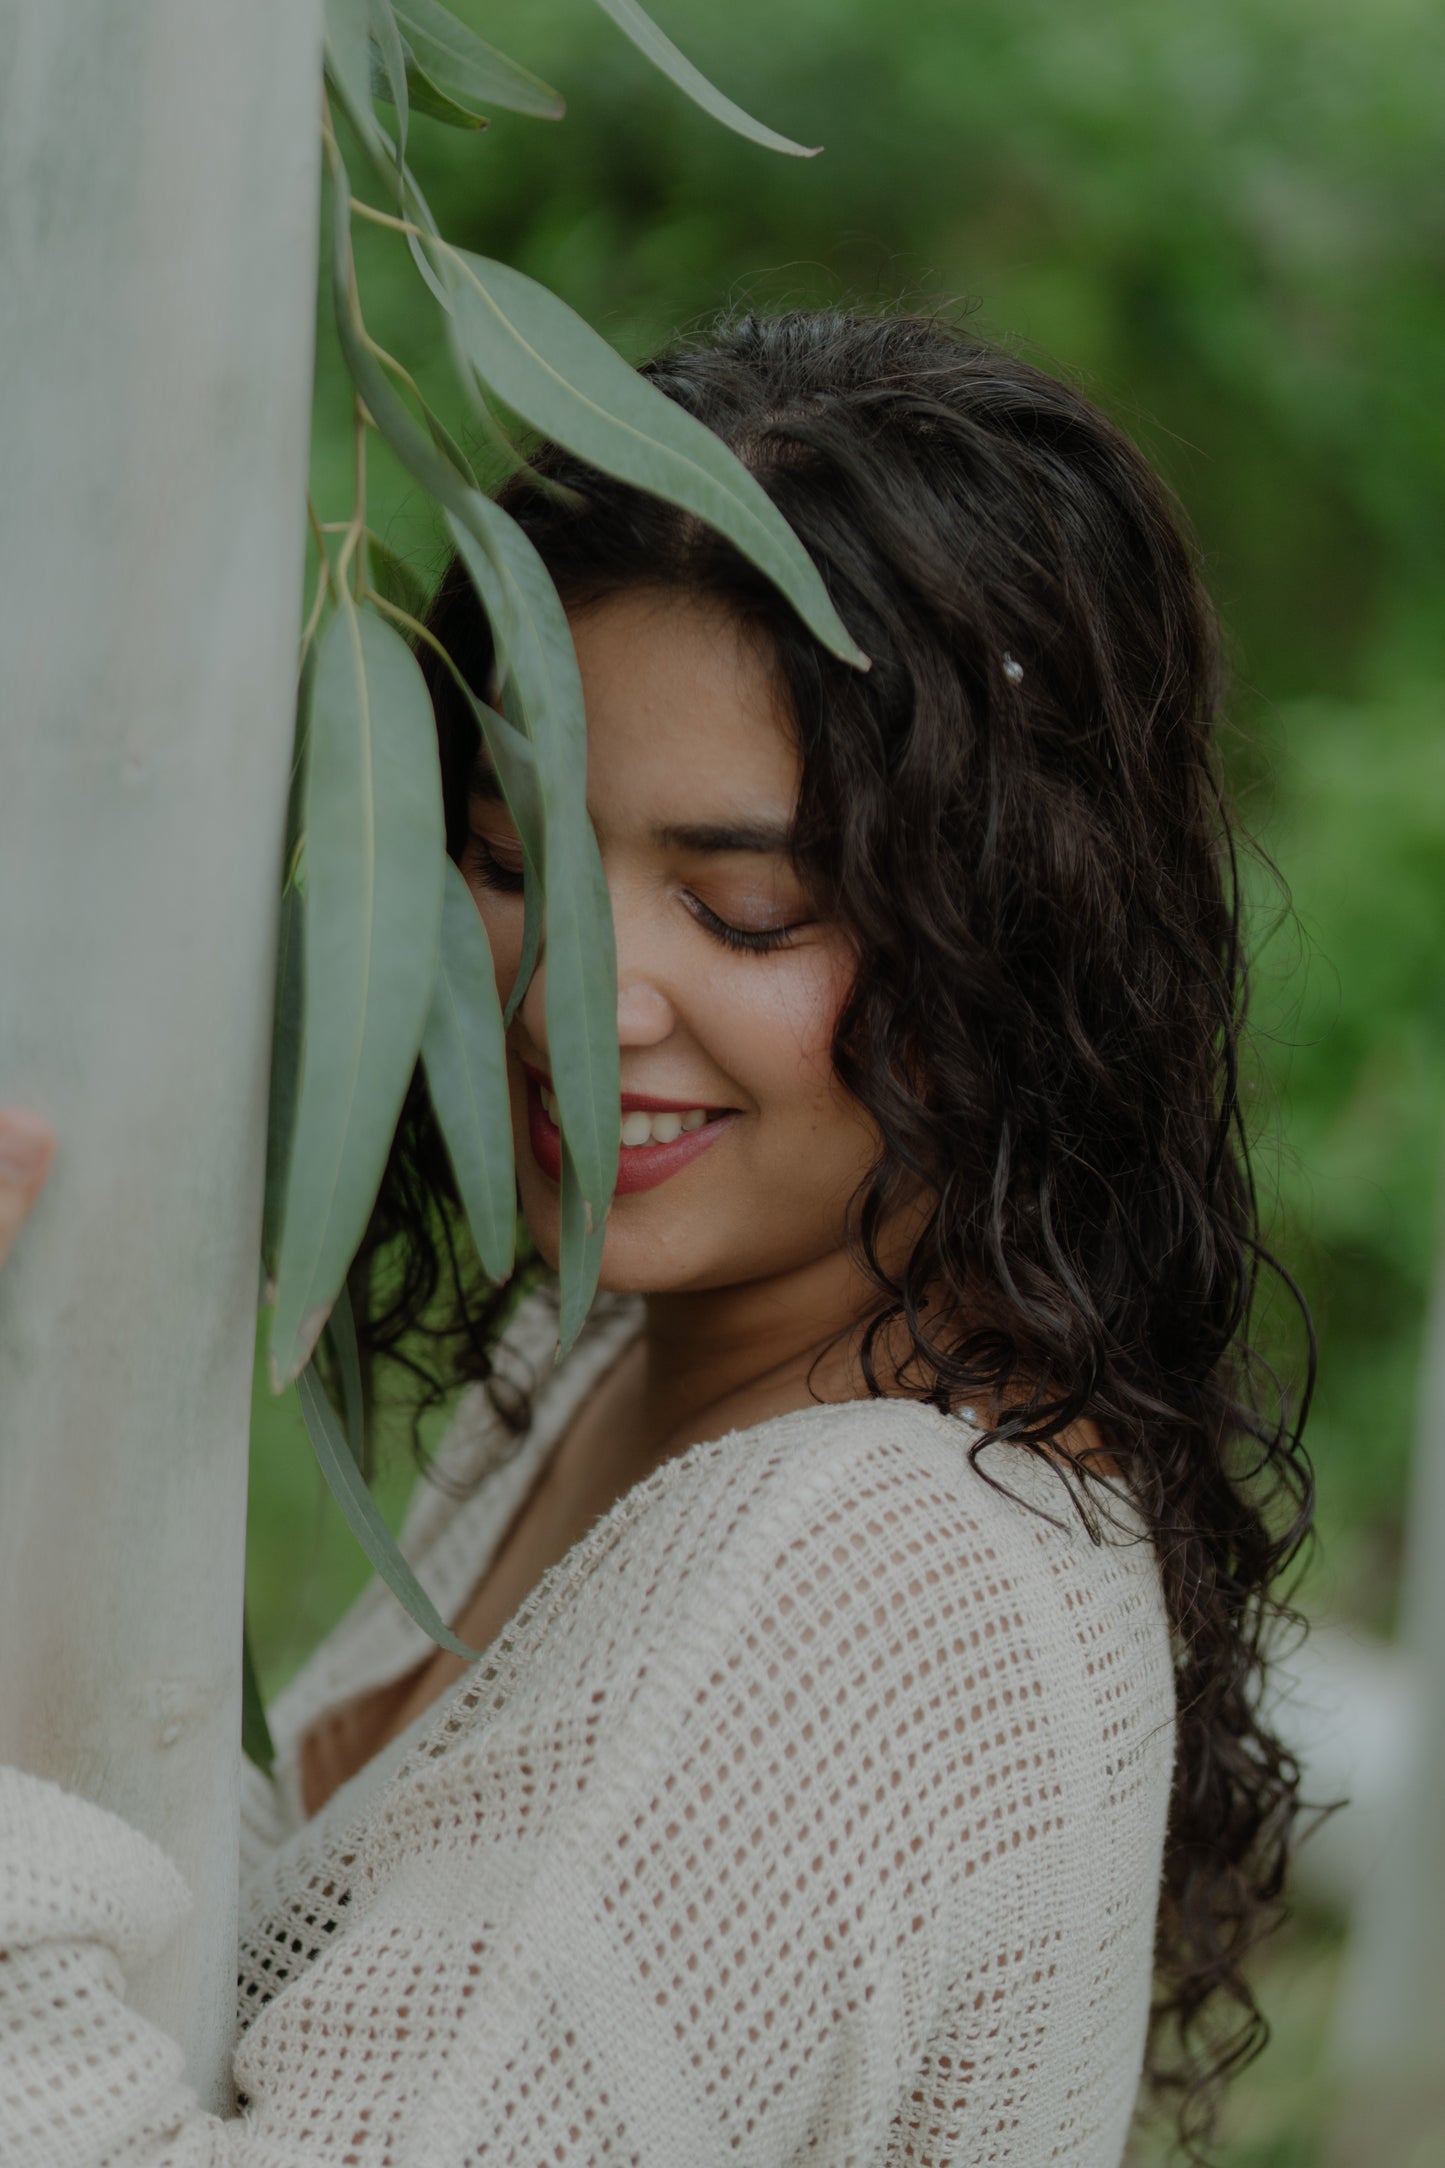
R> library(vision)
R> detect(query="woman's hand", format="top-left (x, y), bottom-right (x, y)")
top-left (0, 1109), bottom-right (56, 1272)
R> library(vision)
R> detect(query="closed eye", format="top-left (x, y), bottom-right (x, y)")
top-left (465, 832), bottom-right (524, 896)
top-left (684, 892), bottom-right (810, 954)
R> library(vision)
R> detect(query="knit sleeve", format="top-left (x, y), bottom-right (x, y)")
top-left (0, 1412), bottom-right (1167, 2166)
top-left (0, 1763), bottom-right (220, 2163)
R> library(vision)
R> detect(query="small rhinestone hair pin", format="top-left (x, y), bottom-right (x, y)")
top-left (1002, 651), bottom-right (1025, 685)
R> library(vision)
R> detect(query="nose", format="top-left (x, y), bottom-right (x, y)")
top-left (514, 884), bottom-right (678, 1066)
top-left (615, 971), bottom-right (676, 1047)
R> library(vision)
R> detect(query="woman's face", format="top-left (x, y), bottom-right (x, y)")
top-left (462, 587), bottom-right (878, 1296)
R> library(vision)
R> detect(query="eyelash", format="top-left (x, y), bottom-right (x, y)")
top-left (465, 833), bottom-right (524, 896)
top-left (683, 895), bottom-right (804, 955)
top-left (466, 832), bottom-right (804, 954)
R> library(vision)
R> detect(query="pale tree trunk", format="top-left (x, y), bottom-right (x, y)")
top-left (1327, 1188), bottom-right (1445, 2154)
top-left (0, 0), bottom-right (322, 2110)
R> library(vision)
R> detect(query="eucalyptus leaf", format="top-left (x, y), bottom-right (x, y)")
top-left (454, 669), bottom-right (544, 856)
top-left (268, 604), bottom-right (445, 1387)
top-left (326, 0), bottom-right (443, 248)
top-left (589, 0), bottom-right (817, 157)
top-left (445, 505), bottom-right (620, 1226)
top-left (369, 40), bottom-right (489, 133)
top-left (263, 661), bottom-right (314, 1275)
top-left (327, 172), bottom-right (479, 525)
top-left (422, 858), bottom-right (517, 1283)
top-left (366, 371), bottom-right (478, 494)
top-left (261, 878), bottom-right (305, 1277)
top-left (324, 0), bottom-right (388, 162)
top-left (364, 530), bottom-right (431, 622)
top-left (504, 850), bottom-right (542, 1029)
top-left (558, 1133), bottom-right (608, 1357)
top-left (323, 1278), bottom-right (368, 1474)
top-left (368, 0), bottom-right (409, 155)
top-left (324, 0), bottom-right (448, 307)
top-left (241, 1619), bottom-right (276, 1774)
top-left (417, 401), bottom-right (479, 489)
top-left (326, 208), bottom-right (540, 867)
top-left (402, 61), bottom-right (491, 130)
top-left (442, 247), bottom-right (868, 669)
top-left (327, 167), bottom-right (618, 1342)
top-left (285, 642), bottom-right (316, 868)
top-left (429, 640), bottom-right (543, 1026)
top-left (393, 0), bottom-right (564, 120)
top-left (297, 1362), bottom-right (479, 1658)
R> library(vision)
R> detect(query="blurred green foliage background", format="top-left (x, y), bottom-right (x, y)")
top-left (248, 1), bottom-right (1444, 2150)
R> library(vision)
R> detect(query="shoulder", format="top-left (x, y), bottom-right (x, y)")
top-left (563, 1396), bottom-right (1174, 1778)
top-left (511, 1397), bottom-right (1177, 1950)
top-left (622, 1393), bottom-right (1162, 1632)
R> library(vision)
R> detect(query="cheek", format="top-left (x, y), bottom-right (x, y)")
top-left (714, 943), bottom-right (858, 1124)
top-left (468, 885), bottom-right (525, 1009)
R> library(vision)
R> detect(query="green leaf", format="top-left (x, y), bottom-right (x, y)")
top-left (326, 0), bottom-right (436, 239)
top-left (442, 248), bottom-right (868, 670)
top-left (558, 1134), bottom-right (608, 1357)
top-left (589, 0), bottom-right (817, 157)
top-left (393, 0), bottom-right (565, 120)
top-left (269, 605), bottom-right (445, 1387)
top-left (364, 531), bottom-right (431, 622)
top-left (421, 857), bottom-right (518, 1283)
top-left (368, 0), bottom-right (409, 155)
top-left (297, 1361), bottom-right (479, 1658)
top-left (241, 1618), bottom-right (276, 1774)
top-left (327, 176), bottom-right (476, 524)
top-left (369, 38), bottom-right (491, 134)
top-left (323, 1278), bottom-right (368, 1474)
top-left (445, 505), bottom-right (621, 1232)
top-left (262, 662), bottom-right (314, 1277)
top-left (504, 849), bottom-right (542, 1029)
top-left (325, 170), bottom-right (615, 1342)
top-left (402, 61), bottom-right (491, 130)
top-left (324, 0), bottom-right (388, 161)
top-left (262, 879), bottom-right (306, 1279)
top-left (428, 645), bottom-right (542, 1028)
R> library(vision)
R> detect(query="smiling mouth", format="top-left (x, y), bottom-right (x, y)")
top-left (522, 1070), bottom-right (737, 1196)
top-left (535, 1079), bottom-right (720, 1148)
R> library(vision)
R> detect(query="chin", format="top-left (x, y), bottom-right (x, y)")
top-left (593, 1227), bottom-right (730, 1298)
top-left (520, 1200), bottom-right (734, 1299)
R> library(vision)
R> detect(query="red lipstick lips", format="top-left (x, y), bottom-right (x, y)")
top-left (521, 1066), bottom-right (736, 1196)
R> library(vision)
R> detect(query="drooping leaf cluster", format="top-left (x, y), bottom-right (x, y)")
top-left (246, 0), bottom-right (865, 1747)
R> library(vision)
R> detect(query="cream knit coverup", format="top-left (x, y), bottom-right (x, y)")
top-left (0, 1293), bottom-right (1176, 2165)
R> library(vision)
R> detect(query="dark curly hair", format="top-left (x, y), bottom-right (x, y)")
top-left (357, 308), bottom-right (1316, 2156)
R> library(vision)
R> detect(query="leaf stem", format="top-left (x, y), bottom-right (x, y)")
top-left (335, 395), bottom-right (369, 599)
top-left (362, 335), bottom-right (427, 408)
top-left (366, 589), bottom-right (464, 684)
top-left (349, 197), bottom-right (429, 241)
top-left (299, 496), bottom-right (334, 669)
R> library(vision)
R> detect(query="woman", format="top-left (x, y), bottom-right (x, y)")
top-left (0, 310), bottom-right (1312, 2164)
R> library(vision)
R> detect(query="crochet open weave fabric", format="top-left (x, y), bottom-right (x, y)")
top-left (0, 1292), bottom-right (1176, 2164)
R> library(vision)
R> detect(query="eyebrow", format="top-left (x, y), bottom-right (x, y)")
top-left (471, 757), bottom-right (793, 857)
top-left (653, 819), bottom-right (794, 857)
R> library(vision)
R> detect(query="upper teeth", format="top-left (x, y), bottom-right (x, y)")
top-left (538, 1085), bottom-right (709, 1146)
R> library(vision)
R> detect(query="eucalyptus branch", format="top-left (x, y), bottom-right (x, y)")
top-left (348, 199), bottom-right (422, 240)
top-left (346, 204), bottom-right (536, 492)
top-left (334, 395), bottom-right (369, 601)
top-left (365, 590), bottom-right (506, 736)
top-left (365, 589), bottom-right (453, 670)
top-left (299, 495), bottom-right (334, 669)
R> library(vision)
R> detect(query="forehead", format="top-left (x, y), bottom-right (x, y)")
top-left (564, 589), bottom-right (800, 827)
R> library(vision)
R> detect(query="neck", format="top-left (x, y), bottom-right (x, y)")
top-left (632, 1242), bottom-right (895, 1453)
